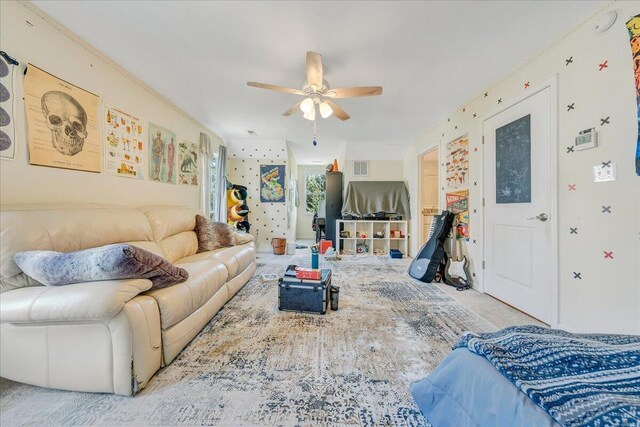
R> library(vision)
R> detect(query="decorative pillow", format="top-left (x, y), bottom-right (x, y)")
top-left (195, 214), bottom-right (237, 253)
top-left (14, 244), bottom-right (189, 289)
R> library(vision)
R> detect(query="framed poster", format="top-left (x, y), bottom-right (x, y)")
top-left (24, 64), bottom-right (100, 172)
top-left (446, 189), bottom-right (470, 238)
top-left (445, 136), bottom-right (469, 189)
top-left (148, 122), bottom-right (176, 184)
top-left (0, 52), bottom-right (18, 160)
top-left (178, 141), bottom-right (199, 186)
top-left (627, 14), bottom-right (640, 176)
top-left (260, 164), bottom-right (285, 203)
top-left (104, 103), bottom-right (146, 179)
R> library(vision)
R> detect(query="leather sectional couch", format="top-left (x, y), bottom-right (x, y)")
top-left (0, 204), bottom-right (257, 396)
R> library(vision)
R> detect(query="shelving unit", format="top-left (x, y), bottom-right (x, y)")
top-left (336, 220), bottom-right (408, 257)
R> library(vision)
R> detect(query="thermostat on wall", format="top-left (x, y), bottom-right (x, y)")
top-left (575, 128), bottom-right (598, 150)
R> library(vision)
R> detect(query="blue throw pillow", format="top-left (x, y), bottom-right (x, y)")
top-left (14, 244), bottom-right (189, 289)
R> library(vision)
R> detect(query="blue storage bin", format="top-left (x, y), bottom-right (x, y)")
top-left (390, 249), bottom-right (403, 259)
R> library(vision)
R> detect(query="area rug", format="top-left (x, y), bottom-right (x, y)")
top-left (0, 256), bottom-right (496, 426)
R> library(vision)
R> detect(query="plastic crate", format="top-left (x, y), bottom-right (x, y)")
top-left (389, 249), bottom-right (403, 259)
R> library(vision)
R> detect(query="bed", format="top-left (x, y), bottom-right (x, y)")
top-left (410, 326), bottom-right (640, 427)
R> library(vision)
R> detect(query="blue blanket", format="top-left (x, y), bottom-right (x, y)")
top-left (453, 326), bottom-right (640, 427)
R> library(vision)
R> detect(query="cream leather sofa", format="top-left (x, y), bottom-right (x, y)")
top-left (0, 204), bottom-right (256, 396)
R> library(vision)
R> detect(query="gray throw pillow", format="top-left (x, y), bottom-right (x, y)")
top-left (195, 214), bottom-right (237, 253)
top-left (14, 244), bottom-right (189, 289)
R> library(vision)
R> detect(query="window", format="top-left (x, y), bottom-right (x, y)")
top-left (208, 152), bottom-right (219, 221)
top-left (305, 173), bottom-right (326, 214)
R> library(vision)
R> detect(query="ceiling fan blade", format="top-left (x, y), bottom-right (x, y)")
top-left (282, 100), bottom-right (302, 117)
top-left (247, 82), bottom-right (306, 95)
top-left (306, 51), bottom-right (323, 88)
top-left (325, 86), bottom-right (383, 98)
top-left (324, 99), bottom-right (350, 121)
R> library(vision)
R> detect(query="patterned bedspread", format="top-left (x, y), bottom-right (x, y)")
top-left (453, 325), bottom-right (640, 427)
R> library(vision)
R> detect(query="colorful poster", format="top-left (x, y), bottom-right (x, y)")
top-left (445, 136), bottom-right (469, 189)
top-left (260, 164), bottom-right (285, 203)
top-left (446, 189), bottom-right (470, 238)
top-left (24, 64), bottom-right (100, 172)
top-left (148, 122), bottom-right (176, 184)
top-left (627, 15), bottom-right (640, 176)
top-left (178, 141), bottom-right (199, 186)
top-left (0, 52), bottom-right (18, 160)
top-left (104, 103), bottom-right (145, 179)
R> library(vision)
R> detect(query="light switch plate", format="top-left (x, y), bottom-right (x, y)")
top-left (593, 162), bottom-right (617, 182)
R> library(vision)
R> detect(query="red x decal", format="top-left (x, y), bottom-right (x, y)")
top-left (474, 147), bottom-right (479, 152)
top-left (568, 184), bottom-right (576, 191)
top-left (599, 61), bottom-right (608, 71)
top-left (524, 81), bottom-right (530, 89)
top-left (604, 251), bottom-right (614, 259)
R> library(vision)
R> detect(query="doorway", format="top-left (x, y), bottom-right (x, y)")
top-left (419, 148), bottom-right (440, 246)
top-left (482, 81), bottom-right (557, 325)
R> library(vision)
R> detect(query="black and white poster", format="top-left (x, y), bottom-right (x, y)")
top-left (0, 52), bottom-right (18, 160)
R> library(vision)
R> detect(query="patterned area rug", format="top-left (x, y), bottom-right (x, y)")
top-left (0, 256), bottom-right (496, 426)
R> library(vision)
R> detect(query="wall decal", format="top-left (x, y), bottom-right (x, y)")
top-left (474, 147), bottom-right (479, 152)
top-left (178, 141), bottom-right (199, 186)
top-left (148, 122), bottom-right (176, 184)
top-left (445, 135), bottom-right (469, 189)
top-left (603, 251), bottom-right (614, 259)
top-left (495, 115), bottom-right (531, 203)
top-left (601, 205), bottom-right (612, 213)
top-left (446, 189), bottom-right (470, 238)
top-left (104, 103), bottom-right (145, 179)
top-left (462, 108), bottom-right (466, 112)
top-left (626, 14), bottom-right (640, 175)
top-left (567, 103), bottom-right (575, 111)
top-left (497, 98), bottom-right (502, 104)
top-left (568, 184), bottom-right (576, 191)
top-left (260, 164), bottom-right (285, 203)
top-left (524, 81), bottom-right (530, 89)
top-left (602, 160), bottom-right (612, 168)
top-left (600, 116), bottom-right (610, 126)
top-left (567, 146), bottom-right (575, 153)
top-left (573, 272), bottom-right (582, 279)
top-left (473, 113), bottom-right (477, 118)
top-left (570, 227), bottom-right (578, 234)
top-left (24, 64), bottom-right (100, 172)
top-left (484, 92), bottom-right (488, 97)
top-left (0, 52), bottom-right (18, 160)
top-left (598, 60), bottom-right (609, 71)
top-left (565, 56), bottom-right (574, 66)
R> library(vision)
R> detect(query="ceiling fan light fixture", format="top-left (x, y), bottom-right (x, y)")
top-left (303, 107), bottom-right (316, 121)
top-left (300, 97), bottom-right (314, 113)
top-left (319, 101), bottom-right (333, 118)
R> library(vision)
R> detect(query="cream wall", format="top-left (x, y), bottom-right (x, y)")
top-left (0, 1), bottom-right (222, 208)
top-left (404, 2), bottom-right (640, 334)
top-left (342, 160), bottom-right (405, 183)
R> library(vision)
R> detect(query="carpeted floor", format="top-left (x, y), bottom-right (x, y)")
top-left (0, 256), bottom-right (497, 426)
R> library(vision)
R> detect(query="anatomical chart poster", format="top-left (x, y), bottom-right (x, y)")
top-left (23, 64), bottom-right (100, 172)
top-left (445, 135), bottom-right (469, 189)
top-left (446, 189), bottom-right (470, 238)
top-left (0, 52), bottom-right (18, 160)
top-left (148, 122), bottom-right (176, 184)
top-left (104, 103), bottom-right (146, 179)
top-left (178, 141), bottom-right (199, 186)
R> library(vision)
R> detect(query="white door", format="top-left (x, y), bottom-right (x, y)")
top-left (483, 86), bottom-right (554, 323)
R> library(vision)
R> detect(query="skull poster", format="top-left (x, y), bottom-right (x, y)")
top-left (104, 103), bottom-right (146, 179)
top-left (148, 122), bottom-right (176, 184)
top-left (23, 64), bottom-right (100, 172)
top-left (0, 52), bottom-right (18, 160)
top-left (178, 141), bottom-right (199, 186)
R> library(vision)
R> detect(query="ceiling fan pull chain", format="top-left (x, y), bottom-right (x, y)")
top-left (312, 120), bottom-right (318, 147)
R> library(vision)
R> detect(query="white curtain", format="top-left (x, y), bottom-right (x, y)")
top-left (215, 145), bottom-right (228, 222)
top-left (199, 133), bottom-right (213, 218)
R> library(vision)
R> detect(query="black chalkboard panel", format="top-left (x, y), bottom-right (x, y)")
top-left (495, 115), bottom-right (531, 204)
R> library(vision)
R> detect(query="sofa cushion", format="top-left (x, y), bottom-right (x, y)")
top-left (177, 242), bottom-right (256, 279)
top-left (14, 244), bottom-right (188, 289)
top-left (139, 206), bottom-right (201, 263)
top-left (0, 278), bottom-right (152, 323)
top-left (144, 260), bottom-right (228, 329)
top-left (194, 214), bottom-right (237, 252)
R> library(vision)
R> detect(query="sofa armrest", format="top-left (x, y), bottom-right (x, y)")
top-left (0, 279), bottom-right (152, 323)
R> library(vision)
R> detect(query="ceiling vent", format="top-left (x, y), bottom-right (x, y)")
top-left (247, 130), bottom-right (257, 136)
top-left (353, 160), bottom-right (368, 177)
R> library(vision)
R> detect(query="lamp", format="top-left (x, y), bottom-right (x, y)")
top-left (319, 101), bottom-right (333, 118)
top-left (300, 97), bottom-right (314, 113)
top-left (303, 106), bottom-right (316, 121)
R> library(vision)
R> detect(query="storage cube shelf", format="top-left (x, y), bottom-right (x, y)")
top-left (336, 220), bottom-right (408, 257)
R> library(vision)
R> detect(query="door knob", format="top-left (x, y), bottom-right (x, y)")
top-left (526, 213), bottom-right (549, 222)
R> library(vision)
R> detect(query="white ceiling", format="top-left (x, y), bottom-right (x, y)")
top-left (33, 0), bottom-right (604, 164)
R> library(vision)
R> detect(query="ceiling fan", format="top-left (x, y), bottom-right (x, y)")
top-left (247, 51), bottom-right (382, 121)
